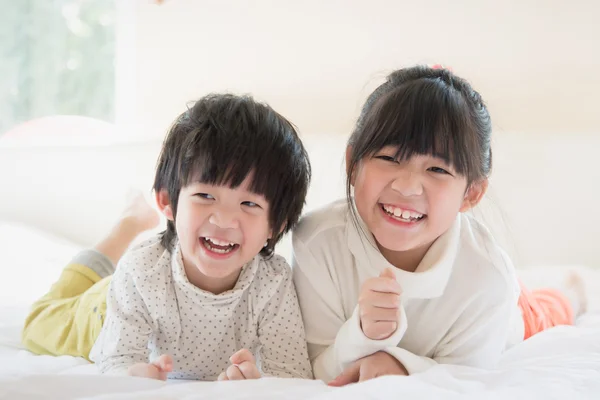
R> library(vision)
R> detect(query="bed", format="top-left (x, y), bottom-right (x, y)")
top-left (0, 220), bottom-right (599, 399)
top-left (1, 118), bottom-right (599, 398)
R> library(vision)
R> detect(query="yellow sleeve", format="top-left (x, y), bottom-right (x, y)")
top-left (21, 263), bottom-right (111, 360)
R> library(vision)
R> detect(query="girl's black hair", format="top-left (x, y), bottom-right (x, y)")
top-left (346, 65), bottom-right (492, 206)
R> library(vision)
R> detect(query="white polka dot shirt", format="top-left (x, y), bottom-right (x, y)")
top-left (89, 236), bottom-right (312, 381)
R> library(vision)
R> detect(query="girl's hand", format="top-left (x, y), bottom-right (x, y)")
top-left (218, 349), bottom-right (261, 381)
top-left (358, 268), bottom-right (402, 340)
top-left (328, 351), bottom-right (408, 386)
top-left (128, 354), bottom-right (173, 381)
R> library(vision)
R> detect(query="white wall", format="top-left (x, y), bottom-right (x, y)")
top-left (127, 0), bottom-right (600, 138)
top-left (2, 130), bottom-right (600, 269)
top-left (2, 1), bottom-right (599, 270)
top-left (118, 0), bottom-right (600, 267)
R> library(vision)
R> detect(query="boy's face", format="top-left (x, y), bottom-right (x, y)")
top-left (172, 175), bottom-right (273, 292)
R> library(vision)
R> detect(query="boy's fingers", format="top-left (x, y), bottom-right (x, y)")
top-left (153, 354), bottom-right (173, 372)
top-left (218, 371), bottom-right (228, 381)
top-left (236, 360), bottom-right (260, 379)
top-left (226, 365), bottom-right (245, 380)
top-left (230, 348), bottom-right (256, 365)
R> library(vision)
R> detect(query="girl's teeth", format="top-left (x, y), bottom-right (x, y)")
top-left (382, 205), bottom-right (423, 220)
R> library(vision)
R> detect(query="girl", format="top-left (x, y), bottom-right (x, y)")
top-left (292, 65), bottom-right (586, 385)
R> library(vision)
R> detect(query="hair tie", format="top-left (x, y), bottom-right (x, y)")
top-left (431, 64), bottom-right (453, 72)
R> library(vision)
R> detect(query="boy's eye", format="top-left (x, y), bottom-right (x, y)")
top-left (196, 193), bottom-right (214, 199)
top-left (375, 155), bottom-right (397, 163)
top-left (428, 166), bottom-right (450, 175)
top-left (242, 201), bottom-right (261, 208)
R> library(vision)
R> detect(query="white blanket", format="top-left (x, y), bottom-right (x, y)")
top-left (1, 222), bottom-right (599, 399)
top-left (1, 313), bottom-right (599, 400)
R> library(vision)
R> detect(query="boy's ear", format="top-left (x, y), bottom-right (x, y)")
top-left (460, 179), bottom-right (488, 212)
top-left (155, 189), bottom-right (174, 221)
top-left (345, 146), bottom-right (356, 186)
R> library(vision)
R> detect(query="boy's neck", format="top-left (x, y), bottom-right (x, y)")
top-left (183, 262), bottom-right (241, 295)
top-left (377, 241), bottom-right (433, 273)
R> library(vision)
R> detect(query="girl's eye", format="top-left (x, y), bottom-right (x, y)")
top-left (242, 201), bottom-right (260, 208)
top-left (375, 155), bottom-right (397, 163)
top-left (428, 167), bottom-right (450, 175)
top-left (196, 193), bottom-right (214, 199)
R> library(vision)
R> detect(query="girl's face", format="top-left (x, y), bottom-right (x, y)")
top-left (349, 146), bottom-right (486, 267)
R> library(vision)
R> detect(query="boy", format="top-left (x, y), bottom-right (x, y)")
top-left (22, 94), bottom-right (313, 381)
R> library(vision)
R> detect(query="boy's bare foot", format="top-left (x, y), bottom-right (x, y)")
top-left (94, 191), bottom-right (161, 266)
top-left (120, 191), bottom-right (161, 235)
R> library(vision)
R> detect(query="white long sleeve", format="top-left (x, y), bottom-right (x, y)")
top-left (292, 236), bottom-right (407, 381)
top-left (383, 294), bottom-right (514, 374)
top-left (90, 251), bottom-right (154, 375)
top-left (292, 200), bottom-right (521, 382)
top-left (257, 270), bottom-right (313, 378)
top-left (90, 236), bottom-right (312, 380)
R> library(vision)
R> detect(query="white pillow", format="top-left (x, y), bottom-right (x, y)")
top-left (0, 222), bottom-right (82, 308)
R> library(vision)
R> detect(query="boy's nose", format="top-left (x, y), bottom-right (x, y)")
top-left (208, 209), bottom-right (240, 229)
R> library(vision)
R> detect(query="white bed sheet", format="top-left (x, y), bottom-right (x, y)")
top-left (1, 314), bottom-right (599, 399)
top-left (1, 222), bottom-right (599, 399)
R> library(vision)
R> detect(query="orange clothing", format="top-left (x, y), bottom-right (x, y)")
top-left (518, 281), bottom-right (574, 340)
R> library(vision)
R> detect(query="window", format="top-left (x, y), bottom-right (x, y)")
top-left (0, 0), bottom-right (116, 135)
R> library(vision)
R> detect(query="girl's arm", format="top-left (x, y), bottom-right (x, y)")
top-left (292, 237), bottom-right (407, 382)
top-left (293, 231), bottom-right (517, 380)
top-left (383, 290), bottom-right (515, 374)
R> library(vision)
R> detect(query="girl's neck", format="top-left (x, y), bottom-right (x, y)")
top-left (377, 241), bottom-right (433, 272)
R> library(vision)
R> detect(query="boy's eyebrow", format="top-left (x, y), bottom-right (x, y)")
top-left (188, 180), bottom-right (268, 200)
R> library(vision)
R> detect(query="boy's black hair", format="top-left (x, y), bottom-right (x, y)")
top-left (153, 93), bottom-right (311, 256)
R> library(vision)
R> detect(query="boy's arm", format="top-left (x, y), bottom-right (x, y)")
top-left (89, 256), bottom-right (154, 375)
top-left (256, 268), bottom-right (313, 379)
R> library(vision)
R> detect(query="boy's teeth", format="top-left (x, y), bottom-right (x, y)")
top-left (203, 237), bottom-right (236, 254)
top-left (206, 237), bottom-right (234, 246)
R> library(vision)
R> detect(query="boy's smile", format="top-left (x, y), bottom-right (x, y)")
top-left (162, 175), bottom-right (272, 294)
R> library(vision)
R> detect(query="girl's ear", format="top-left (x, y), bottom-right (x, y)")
top-left (155, 189), bottom-right (174, 221)
top-left (460, 179), bottom-right (488, 212)
top-left (345, 146), bottom-right (356, 186)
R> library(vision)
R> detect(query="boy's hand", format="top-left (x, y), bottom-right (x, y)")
top-left (358, 268), bottom-right (402, 340)
top-left (128, 354), bottom-right (173, 381)
top-left (218, 349), bottom-right (261, 380)
top-left (328, 351), bottom-right (408, 386)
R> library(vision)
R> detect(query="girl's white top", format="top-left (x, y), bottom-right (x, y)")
top-left (292, 199), bottom-right (522, 381)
